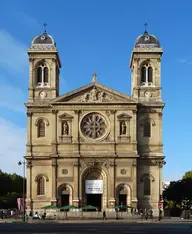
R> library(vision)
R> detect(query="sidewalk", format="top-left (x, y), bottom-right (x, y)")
top-left (0, 217), bottom-right (191, 224)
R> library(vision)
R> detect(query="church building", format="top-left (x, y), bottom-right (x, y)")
top-left (25, 28), bottom-right (166, 213)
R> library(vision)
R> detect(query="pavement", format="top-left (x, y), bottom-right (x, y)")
top-left (0, 223), bottom-right (192, 234)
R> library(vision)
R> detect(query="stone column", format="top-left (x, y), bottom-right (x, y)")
top-left (28, 58), bottom-right (34, 102)
top-left (158, 112), bottom-right (163, 149)
top-left (52, 110), bottom-right (58, 154)
top-left (74, 110), bottom-right (81, 153)
top-left (73, 159), bottom-right (79, 207)
top-left (51, 159), bottom-right (57, 204)
top-left (26, 112), bottom-right (33, 157)
top-left (26, 161), bottom-right (33, 211)
top-left (108, 160), bottom-right (116, 208)
top-left (131, 161), bottom-right (138, 207)
top-left (132, 110), bottom-right (137, 152)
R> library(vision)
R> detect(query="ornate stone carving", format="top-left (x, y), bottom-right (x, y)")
top-left (81, 113), bottom-right (107, 140)
top-left (62, 169), bottom-right (68, 175)
top-left (80, 158), bottom-right (110, 169)
top-left (62, 121), bottom-right (69, 135)
top-left (158, 112), bottom-right (163, 117)
top-left (59, 113), bottom-right (73, 120)
top-left (74, 110), bottom-right (82, 115)
top-left (52, 110), bottom-right (58, 114)
top-left (27, 112), bottom-right (33, 117)
top-left (30, 44), bottom-right (56, 51)
top-left (69, 87), bottom-right (125, 103)
top-left (105, 110), bottom-right (111, 116)
top-left (120, 169), bottom-right (127, 175)
top-left (26, 160), bottom-right (32, 168)
top-left (155, 159), bottom-right (166, 167)
top-left (120, 121), bottom-right (126, 135)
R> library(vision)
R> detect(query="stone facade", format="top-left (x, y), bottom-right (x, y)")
top-left (25, 30), bottom-right (166, 214)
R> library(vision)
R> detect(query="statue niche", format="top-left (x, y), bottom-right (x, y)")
top-left (120, 121), bottom-right (126, 135)
top-left (62, 121), bottom-right (69, 136)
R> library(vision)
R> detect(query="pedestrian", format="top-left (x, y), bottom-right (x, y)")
top-left (159, 209), bottom-right (162, 221)
top-left (103, 210), bottom-right (107, 220)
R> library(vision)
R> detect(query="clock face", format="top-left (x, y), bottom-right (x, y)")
top-left (144, 91), bottom-right (152, 98)
top-left (39, 91), bottom-right (47, 99)
top-left (144, 35), bottom-right (150, 41)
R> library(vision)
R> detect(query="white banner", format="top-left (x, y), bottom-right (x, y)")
top-left (85, 180), bottom-right (103, 194)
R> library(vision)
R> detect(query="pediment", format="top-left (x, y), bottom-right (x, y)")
top-left (51, 83), bottom-right (136, 104)
top-left (59, 113), bottom-right (73, 119)
top-left (117, 113), bottom-right (132, 119)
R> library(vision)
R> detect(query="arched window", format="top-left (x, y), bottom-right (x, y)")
top-left (37, 177), bottom-right (45, 195)
top-left (36, 63), bottom-right (49, 86)
top-left (141, 67), bottom-right (146, 83)
top-left (44, 67), bottom-right (48, 83)
top-left (148, 67), bottom-right (153, 83)
top-left (144, 120), bottom-right (151, 137)
top-left (37, 67), bottom-right (42, 83)
top-left (37, 120), bottom-right (45, 137)
top-left (144, 177), bottom-right (151, 196)
top-left (141, 63), bottom-right (153, 85)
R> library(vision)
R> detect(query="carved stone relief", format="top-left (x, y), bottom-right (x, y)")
top-left (80, 158), bottom-right (110, 170)
top-left (68, 87), bottom-right (126, 103)
top-left (120, 121), bottom-right (127, 135)
top-left (62, 121), bottom-right (69, 136)
top-left (120, 169), bottom-right (127, 175)
top-left (62, 169), bottom-right (68, 175)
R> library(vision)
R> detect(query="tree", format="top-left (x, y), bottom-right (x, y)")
top-left (0, 170), bottom-right (25, 209)
top-left (163, 178), bottom-right (192, 204)
top-left (182, 171), bottom-right (192, 179)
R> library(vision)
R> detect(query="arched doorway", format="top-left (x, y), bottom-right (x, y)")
top-left (58, 184), bottom-right (73, 207)
top-left (81, 167), bottom-right (107, 211)
top-left (116, 184), bottom-right (131, 208)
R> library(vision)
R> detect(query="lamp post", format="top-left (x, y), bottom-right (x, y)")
top-left (18, 160), bottom-right (26, 222)
top-left (155, 159), bottom-right (166, 221)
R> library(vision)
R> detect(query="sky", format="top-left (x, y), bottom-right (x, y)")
top-left (0, 0), bottom-right (192, 181)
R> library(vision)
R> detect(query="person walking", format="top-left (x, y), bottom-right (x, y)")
top-left (103, 210), bottom-right (107, 220)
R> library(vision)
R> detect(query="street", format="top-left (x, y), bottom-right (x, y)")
top-left (0, 223), bottom-right (191, 234)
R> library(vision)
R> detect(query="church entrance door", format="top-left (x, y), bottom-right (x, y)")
top-left (118, 186), bottom-right (128, 211)
top-left (86, 194), bottom-right (102, 211)
top-left (61, 194), bottom-right (69, 207)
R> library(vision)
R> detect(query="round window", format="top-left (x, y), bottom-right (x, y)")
top-left (81, 113), bottom-right (107, 140)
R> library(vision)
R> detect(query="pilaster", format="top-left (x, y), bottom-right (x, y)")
top-left (108, 160), bottom-right (116, 207)
top-left (73, 160), bottom-right (79, 207)
top-left (26, 112), bottom-right (33, 157)
top-left (51, 159), bottom-right (57, 203)
top-left (52, 110), bottom-right (58, 154)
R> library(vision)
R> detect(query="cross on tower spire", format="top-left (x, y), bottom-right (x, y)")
top-left (144, 23), bottom-right (148, 33)
top-left (43, 23), bottom-right (47, 34)
top-left (92, 72), bottom-right (97, 83)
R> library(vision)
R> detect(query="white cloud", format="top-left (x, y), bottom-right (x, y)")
top-left (178, 59), bottom-right (187, 63)
top-left (0, 30), bottom-right (28, 72)
top-left (0, 117), bottom-right (26, 175)
top-left (0, 80), bottom-right (26, 113)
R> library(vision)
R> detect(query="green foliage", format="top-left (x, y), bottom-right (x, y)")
top-left (0, 169), bottom-right (26, 209)
top-left (163, 178), bottom-right (192, 205)
top-left (182, 171), bottom-right (192, 179)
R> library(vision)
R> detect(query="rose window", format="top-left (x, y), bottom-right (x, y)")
top-left (81, 113), bottom-right (107, 139)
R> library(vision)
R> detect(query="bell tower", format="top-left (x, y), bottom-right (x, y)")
top-left (130, 28), bottom-right (163, 102)
top-left (27, 26), bottom-right (61, 102)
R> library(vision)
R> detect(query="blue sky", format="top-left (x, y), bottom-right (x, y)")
top-left (0, 0), bottom-right (192, 181)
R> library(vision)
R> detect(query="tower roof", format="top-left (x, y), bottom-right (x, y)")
top-left (31, 31), bottom-right (55, 46)
top-left (134, 31), bottom-right (161, 48)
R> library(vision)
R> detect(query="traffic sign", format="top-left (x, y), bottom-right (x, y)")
top-left (158, 201), bottom-right (163, 207)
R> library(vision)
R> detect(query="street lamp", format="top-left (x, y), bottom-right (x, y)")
top-left (18, 160), bottom-right (26, 222)
top-left (155, 160), bottom-right (166, 220)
